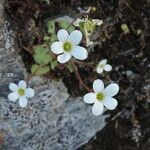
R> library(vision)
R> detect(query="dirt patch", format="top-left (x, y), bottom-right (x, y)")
top-left (5, 0), bottom-right (150, 149)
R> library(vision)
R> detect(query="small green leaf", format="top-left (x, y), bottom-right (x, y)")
top-left (59, 20), bottom-right (75, 32)
top-left (50, 60), bottom-right (58, 70)
top-left (44, 36), bottom-right (50, 42)
top-left (31, 64), bottom-right (50, 75)
top-left (33, 45), bottom-right (51, 65)
top-left (34, 45), bottom-right (48, 54)
top-left (50, 34), bottom-right (57, 43)
top-left (46, 20), bottom-right (57, 43)
top-left (47, 20), bottom-right (55, 34)
top-left (34, 53), bottom-right (51, 65)
top-left (66, 63), bottom-right (74, 73)
top-left (31, 64), bottom-right (39, 73)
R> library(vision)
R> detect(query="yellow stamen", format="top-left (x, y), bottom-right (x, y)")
top-left (18, 88), bottom-right (25, 96)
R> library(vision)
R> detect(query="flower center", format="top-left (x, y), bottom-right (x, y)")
top-left (18, 88), bottom-right (25, 96)
top-left (63, 41), bottom-right (72, 52)
top-left (99, 64), bottom-right (105, 68)
top-left (96, 92), bottom-right (105, 101)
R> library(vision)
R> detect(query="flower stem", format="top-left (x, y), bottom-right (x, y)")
top-left (70, 59), bottom-right (92, 92)
top-left (74, 59), bottom-right (93, 68)
top-left (25, 74), bottom-right (34, 84)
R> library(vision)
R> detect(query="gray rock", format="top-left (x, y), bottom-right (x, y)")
top-left (0, 1), bottom-right (109, 150)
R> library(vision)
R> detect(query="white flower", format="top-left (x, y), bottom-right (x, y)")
top-left (96, 59), bottom-right (112, 74)
top-left (51, 29), bottom-right (88, 63)
top-left (83, 79), bottom-right (119, 116)
top-left (8, 80), bottom-right (35, 108)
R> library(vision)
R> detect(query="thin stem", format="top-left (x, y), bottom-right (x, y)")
top-left (74, 59), bottom-right (93, 68)
top-left (66, 19), bottom-right (75, 30)
top-left (70, 59), bottom-right (92, 92)
top-left (83, 23), bottom-right (91, 47)
top-left (25, 74), bottom-right (34, 84)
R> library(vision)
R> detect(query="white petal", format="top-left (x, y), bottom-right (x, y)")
top-left (57, 29), bottom-right (69, 42)
top-left (18, 80), bottom-right (26, 89)
top-left (25, 88), bottom-right (35, 98)
top-left (96, 67), bottom-right (103, 74)
top-left (57, 52), bottom-right (71, 64)
top-left (8, 92), bottom-right (19, 101)
top-left (92, 100), bottom-right (104, 116)
top-left (19, 97), bottom-right (28, 108)
top-left (9, 83), bottom-right (18, 92)
top-left (93, 79), bottom-right (104, 93)
top-left (103, 97), bottom-right (118, 110)
top-left (104, 83), bottom-right (119, 97)
top-left (103, 64), bottom-right (112, 72)
top-left (83, 93), bottom-right (96, 104)
top-left (71, 46), bottom-right (88, 60)
top-left (92, 19), bottom-right (103, 26)
top-left (99, 59), bottom-right (107, 65)
top-left (68, 30), bottom-right (82, 45)
top-left (51, 41), bottom-right (63, 54)
top-left (73, 18), bottom-right (84, 27)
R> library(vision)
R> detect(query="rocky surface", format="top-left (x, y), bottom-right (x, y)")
top-left (0, 1), bottom-right (109, 149)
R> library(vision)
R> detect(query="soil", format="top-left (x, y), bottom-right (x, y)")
top-left (5, 0), bottom-right (150, 149)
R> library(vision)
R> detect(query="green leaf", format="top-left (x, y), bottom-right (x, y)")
top-left (66, 63), bottom-right (74, 73)
top-left (43, 36), bottom-right (50, 42)
top-left (59, 20), bottom-right (75, 32)
top-left (33, 45), bottom-right (51, 65)
top-left (31, 64), bottom-right (50, 75)
top-left (34, 53), bottom-right (51, 65)
top-left (47, 20), bottom-right (55, 34)
top-left (50, 34), bottom-right (57, 43)
top-left (50, 60), bottom-right (58, 70)
top-left (46, 20), bottom-right (57, 43)
top-left (31, 64), bottom-right (39, 73)
top-left (34, 45), bottom-right (48, 54)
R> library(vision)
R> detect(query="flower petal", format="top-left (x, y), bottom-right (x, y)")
top-left (57, 52), bottom-right (71, 64)
top-left (104, 83), bottom-right (119, 97)
top-left (71, 46), bottom-right (88, 60)
top-left (99, 59), bottom-right (107, 65)
top-left (57, 29), bottom-right (69, 42)
top-left (8, 92), bottom-right (19, 101)
top-left (96, 67), bottom-right (103, 74)
top-left (51, 41), bottom-right (63, 54)
top-left (93, 79), bottom-right (104, 93)
top-left (92, 19), bottom-right (103, 26)
top-left (68, 30), bottom-right (82, 45)
top-left (103, 64), bottom-right (112, 72)
top-left (103, 97), bottom-right (118, 110)
top-left (9, 83), bottom-right (18, 92)
top-left (19, 97), bottom-right (27, 108)
top-left (92, 100), bottom-right (104, 116)
top-left (73, 18), bottom-right (84, 27)
top-left (83, 93), bottom-right (96, 104)
top-left (25, 88), bottom-right (35, 98)
top-left (18, 80), bottom-right (26, 89)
